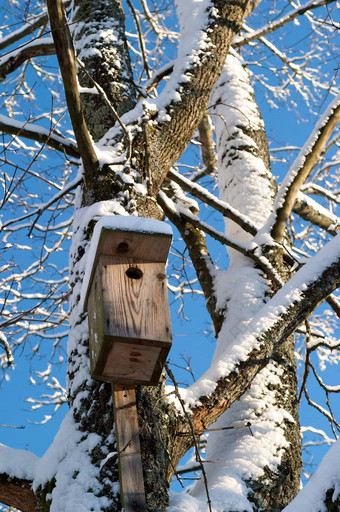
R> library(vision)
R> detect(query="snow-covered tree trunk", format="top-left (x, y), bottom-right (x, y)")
top-left (0, 1), bottom-right (339, 512)
top-left (54, 1), bottom-right (173, 509)
top-left (188, 54), bottom-right (301, 511)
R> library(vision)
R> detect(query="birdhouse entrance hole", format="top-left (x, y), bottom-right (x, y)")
top-left (125, 266), bottom-right (143, 279)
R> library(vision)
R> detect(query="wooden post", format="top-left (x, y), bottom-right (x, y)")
top-left (112, 384), bottom-right (147, 512)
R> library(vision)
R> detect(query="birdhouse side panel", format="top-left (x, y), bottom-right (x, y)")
top-left (86, 264), bottom-right (107, 378)
top-left (100, 255), bottom-right (172, 344)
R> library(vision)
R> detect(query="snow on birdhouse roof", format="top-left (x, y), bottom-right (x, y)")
top-left (96, 214), bottom-right (173, 236)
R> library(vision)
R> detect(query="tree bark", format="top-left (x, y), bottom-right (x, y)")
top-left (0, 475), bottom-right (39, 512)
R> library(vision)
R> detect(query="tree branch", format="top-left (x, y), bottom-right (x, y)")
top-left (0, 114), bottom-right (79, 158)
top-left (0, 475), bottom-right (39, 512)
top-left (136, 0), bottom-right (261, 194)
top-left (0, 1), bottom-right (71, 52)
top-left (271, 95), bottom-right (340, 242)
top-left (0, 39), bottom-right (55, 80)
top-left (158, 186), bottom-right (224, 335)
top-left (293, 191), bottom-right (340, 234)
top-left (126, 0), bottom-right (151, 79)
top-left (233, 0), bottom-right (336, 48)
top-left (47, 0), bottom-right (99, 177)
top-left (167, 168), bottom-right (258, 236)
top-left (197, 113), bottom-right (217, 175)
top-left (326, 294), bottom-right (340, 319)
top-left (185, 234), bottom-right (340, 431)
top-left (158, 190), bottom-right (283, 288)
top-left (145, 62), bottom-right (174, 95)
top-left (0, 446), bottom-right (39, 512)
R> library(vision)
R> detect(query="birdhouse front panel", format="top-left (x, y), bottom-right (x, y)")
top-left (101, 256), bottom-right (171, 342)
top-left (87, 254), bottom-right (172, 385)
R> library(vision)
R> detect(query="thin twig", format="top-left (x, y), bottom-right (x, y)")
top-left (125, 0), bottom-right (151, 80)
top-left (233, 0), bottom-right (336, 48)
top-left (177, 422), bottom-right (254, 436)
top-left (0, 423), bottom-right (25, 429)
top-left (304, 387), bottom-right (340, 432)
top-left (298, 320), bottom-right (311, 404)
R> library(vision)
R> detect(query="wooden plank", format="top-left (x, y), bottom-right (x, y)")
top-left (101, 255), bottom-right (172, 343)
top-left (113, 385), bottom-right (147, 512)
top-left (99, 228), bottom-right (172, 263)
top-left (103, 342), bottom-right (161, 382)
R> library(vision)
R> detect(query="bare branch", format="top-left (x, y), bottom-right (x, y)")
top-left (234, 0), bottom-right (336, 48)
top-left (47, 0), bottom-right (99, 177)
top-left (126, 0), bottom-right (151, 79)
top-left (304, 388), bottom-right (340, 430)
top-left (298, 321), bottom-right (312, 403)
top-left (310, 362), bottom-right (340, 394)
top-left (271, 95), bottom-right (340, 242)
top-left (326, 294), bottom-right (340, 319)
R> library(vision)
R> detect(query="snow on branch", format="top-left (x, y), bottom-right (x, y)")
top-left (293, 191), bottom-right (340, 234)
top-left (0, 38), bottom-right (55, 80)
top-left (167, 168), bottom-right (257, 236)
top-left (0, 331), bottom-right (13, 365)
top-left (107, 0), bottom-right (261, 195)
top-left (158, 185), bottom-right (223, 333)
top-left (0, 1), bottom-right (71, 52)
top-left (270, 94), bottom-right (340, 242)
top-left (0, 445), bottom-right (38, 483)
top-left (0, 444), bottom-right (39, 511)
top-left (282, 439), bottom-right (340, 512)
top-left (0, 114), bottom-right (79, 158)
top-left (0, 410), bottom-right (110, 511)
top-left (158, 190), bottom-right (282, 288)
top-left (173, 233), bottom-right (340, 431)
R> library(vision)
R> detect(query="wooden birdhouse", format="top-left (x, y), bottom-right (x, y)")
top-left (83, 216), bottom-right (173, 386)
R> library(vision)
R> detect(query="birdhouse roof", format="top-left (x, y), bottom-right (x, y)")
top-left (81, 215), bottom-right (173, 312)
